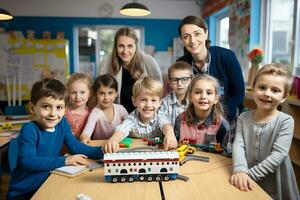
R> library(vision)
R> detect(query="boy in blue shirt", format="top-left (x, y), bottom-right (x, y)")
top-left (8, 78), bottom-right (104, 200)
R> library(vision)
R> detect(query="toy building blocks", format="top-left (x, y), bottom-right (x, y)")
top-left (176, 144), bottom-right (195, 162)
top-left (119, 137), bottom-right (133, 148)
top-left (0, 122), bottom-right (13, 130)
top-left (143, 136), bottom-right (163, 146)
top-left (194, 142), bottom-right (224, 154)
top-left (103, 151), bottom-right (179, 183)
top-left (182, 138), bottom-right (197, 145)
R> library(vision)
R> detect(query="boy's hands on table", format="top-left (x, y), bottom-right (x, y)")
top-left (65, 154), bottom-right (89, 166)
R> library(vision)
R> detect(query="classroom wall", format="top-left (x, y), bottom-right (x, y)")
top-left (0, 0), bottom-right (201, 73)
top-left (0, 17), bottom-right (182, 73)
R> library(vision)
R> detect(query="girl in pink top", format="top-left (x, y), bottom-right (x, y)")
top-left (80, 74), bottom-right (128, 143)
top-left (174, 74), bottom-right (231, 151)
top-left (65, 73), bottom-right (93, 139)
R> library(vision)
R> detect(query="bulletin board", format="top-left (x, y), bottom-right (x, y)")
top-left (0, 33), bottom-right (69, 102)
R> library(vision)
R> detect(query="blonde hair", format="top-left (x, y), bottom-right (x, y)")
top-left (168, 61), bottom-right (193, 79)
top-left (132, 76), bottom-right (163, 99)
top-left (186, 74), bottom-right (225, 125)
top-left (252, 63), bottom-right (293, 97)
top-left (66, 73), bottom-right (94, 108)
top-left (111, 27), bottom-right (144, 80)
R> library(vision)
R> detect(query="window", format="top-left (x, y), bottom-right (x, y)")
top-left (262, 0), bottom-right (296, 71)
top-left (75, 26), bottom-right (144, 77)
top-left (217, 16), bottom-right (230, 48)
top-left (208, 7), bottom-right (230, 47)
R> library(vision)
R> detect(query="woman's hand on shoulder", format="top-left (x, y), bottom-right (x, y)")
top-left (65, 154), bottom-right (88, 166)
top-left (230, 172), bottom-right (254, 191)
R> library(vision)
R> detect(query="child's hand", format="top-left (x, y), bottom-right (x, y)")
top-left (230, 172), bottom-right (254, 191)
top-left (65, 154), bottom-right (89, 166)
top-left (104, 139), bottom-right (119, 153)
top-left (80, 134), bottom-right (91, 144)
top-left (163, 131), bottom-right (178, 150)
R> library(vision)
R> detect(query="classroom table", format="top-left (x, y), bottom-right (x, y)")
top-left (32, 140), bottom-right (271, 200)
top-left (162, 150), bottom-right (271, 199)
top-left (0, 115), bottom-right (29, 179)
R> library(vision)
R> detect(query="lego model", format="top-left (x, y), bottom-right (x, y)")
top-left (143, 136), bottom-right (163, 146)
top-left (182, 138), bottom-right (197, 145)
top-left (119, 137), bottom-right (133, 148)
top-left (176, 144), bottom-right (195, 162)
top-left (194, 142), bottom-right (224, 154)
top-left (0, 122), bottom-right (12, 130)
top-left (104, 151), bottom-right (179, 183)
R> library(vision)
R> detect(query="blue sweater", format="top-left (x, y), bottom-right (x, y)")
top-left (177, 46), bottom-right (245, 121)
top-left (7, 117), bottom-right (104, 199)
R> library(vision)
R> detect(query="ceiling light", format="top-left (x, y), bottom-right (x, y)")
top-left (120, 1), bottom-right (151, 17)
top-left (0, 8), bottom-right (13, 20)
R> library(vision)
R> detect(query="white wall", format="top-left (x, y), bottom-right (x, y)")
top-left (1, 0), bottom-right (201, 19)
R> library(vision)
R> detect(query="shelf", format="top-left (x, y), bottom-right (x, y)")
top-left (286, 96), bottom-right (300, 107)
top-left (290, 140), bottom-right (300, 167)
top-left (294, 134), bottom-right (300, 140)
top-left (292, 159), bottom-right (300, 167)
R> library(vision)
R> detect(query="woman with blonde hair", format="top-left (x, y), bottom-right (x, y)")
top-left (99, 27), bottom-right (162, 113)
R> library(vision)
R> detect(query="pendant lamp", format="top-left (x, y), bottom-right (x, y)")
top-left (120, 1), bottom-right (151, 16)
top-left (0, 8), bottom-right (13, 20)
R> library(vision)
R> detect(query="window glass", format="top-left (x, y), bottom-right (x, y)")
top-left (218, 16), bottom-right (230, 49)
top-left (269, 0), bottom-right (294, 66)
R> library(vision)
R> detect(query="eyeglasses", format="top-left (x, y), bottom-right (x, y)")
top-left (169, 77), bottom-right (191, 85)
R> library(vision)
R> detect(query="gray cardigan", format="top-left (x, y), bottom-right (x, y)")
top-left (99, 52), bottom-right (162, 103)
top-left (232, 111), bottom-right (299, 200)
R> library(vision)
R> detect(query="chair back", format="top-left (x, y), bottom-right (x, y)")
top-left (4, 105), bottom-right (27, 115)
top-left (8, 137), bottom-right (19, 173)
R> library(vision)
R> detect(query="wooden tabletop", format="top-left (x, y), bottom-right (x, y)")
top-left (162, 151), bottom-right (271, 199)
top-left (32, 140), bottom-right (161, 200)
top-left (0, 137), bottom-right (11, 148)
top-left (32, 140), bottom-right (271, 200)
top-left (0, 115), bottom-right (29, 148)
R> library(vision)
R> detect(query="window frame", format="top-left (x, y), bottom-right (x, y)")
top-left (262, 0), bottom-right (299, 74)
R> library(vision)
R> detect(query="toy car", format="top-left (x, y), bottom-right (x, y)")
top-left (143, 136), bottom-right (163, 146)
top-left (194, 142), bottom-right (223, 154)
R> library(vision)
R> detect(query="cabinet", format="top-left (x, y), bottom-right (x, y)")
top-left (244, 92), bottom-right (300, 189)
top-left (282, 96), bottom-right (300, 189)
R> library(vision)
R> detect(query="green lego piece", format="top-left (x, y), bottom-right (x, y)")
top-left (119, 137), bottom-right (133, 148)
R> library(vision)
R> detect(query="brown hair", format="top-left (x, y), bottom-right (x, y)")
top-left (252, 63), bottom-right (293, 97)
top-left (66, 73), bottom-right (93, 108)
top-left (178, 15), bottom-right (211, 55)
top-left (111, 27), bottom-right (144, 80)
top-left (168, 61), bottom-right (193, 79)
top-left (31, 78), bottom-right (67, 105)
top-left (185, 74), bottom-right (224, 125)
top-left (132, 76), bottom-right (163, 99)
top-left (93, 74), bottom-right (118, 94)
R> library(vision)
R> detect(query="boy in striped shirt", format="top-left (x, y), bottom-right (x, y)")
top-left (104, 76), bottom-right (178, 153)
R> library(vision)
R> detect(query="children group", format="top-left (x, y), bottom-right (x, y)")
top-left (7, 62), bottom-right (300, 200)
